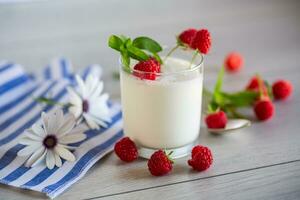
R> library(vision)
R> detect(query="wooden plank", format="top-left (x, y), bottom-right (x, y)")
top-left (48, 95), bottom-right (300, 199)
top-left (98, 161), bottom-right (300, 200)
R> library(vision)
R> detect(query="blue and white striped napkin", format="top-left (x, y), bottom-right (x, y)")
top-left (0, 58), bottom-right (123, 199)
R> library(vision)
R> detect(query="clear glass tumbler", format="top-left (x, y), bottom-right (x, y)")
top-left (120, 49), bottom-right (204, 159)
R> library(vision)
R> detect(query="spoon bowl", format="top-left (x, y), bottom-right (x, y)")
top-left (208, 119), bottom-right (251, 134)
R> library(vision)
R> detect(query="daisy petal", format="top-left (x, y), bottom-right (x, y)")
top-left (47, 112), bottom-right (58, 134)
top-left (25, 147), bottom-right (45, 167)
top-left (17, 143), bottom-right (41, 156)
top-left (46, 150), bottom-right (55, 169)
top-left (76, 116), bottom-right (84, 125)
top-left (54, 108), bottom-right (64, 128)
top-left (86, 75), bottom-right (99, 97)
top-left (24, 130), bottom-right (43, 141)
top-left (54, 153), bottom-right (62, 167)
top-left (89, 108), bottom-right (111, 123)
top-left (67, 87), bottom-right (82, 106)
top-left (48, 108), bottom-right (64, 134)
top-left (83, 113), bottom-right (100, 130)
top-left (90, 82), bottom-right (103, 100)
top-left (19, 137), bottom-right (39, 145)
top-left (87, 114), bottom-right (108, 128)
top-left (95, 93), bottom-right (109, 104)
top-left (55, 144), bottom-right (76, 162)
top-left (59, 133), bottom-right (86, 144)
top-left (62, 145), bottom-right (77, 150)
top-left (57, 114), bottom-right (76, 137)
top-left (68, 123), bottom-right (89, 134)
top-left (30, 148), bottom-right (47, 167)
top-left (69, 105), bottom-right (82, 119)
top-left (31, 124), bottom-right (46, 137)
top-left (41, 112), bottom-right (48, 134)
top-left (76, 75), bottom-right (87, 98)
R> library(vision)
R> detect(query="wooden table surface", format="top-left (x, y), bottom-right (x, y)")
top-left (0, 0), bottom-right (300, 199)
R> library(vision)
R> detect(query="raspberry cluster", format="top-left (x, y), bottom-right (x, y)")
top-left (114, 137), bottom-right (213, 176)
top-left (205, 63), bottom-right (293, 128)
top-left (178, 28), bottom-right (212, 54)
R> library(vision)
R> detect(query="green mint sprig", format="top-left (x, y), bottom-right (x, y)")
top-left (108, 35), bottom-right (163, 72)
top-left (205, 67), bottom-right (259, 118)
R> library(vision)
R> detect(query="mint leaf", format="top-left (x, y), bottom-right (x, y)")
top-left (207, 104), bottom-right (214, 113)
top-left (208, 102), bottom-right (219, 113)
top-left (221, 91), bottom-right (258, 107)
top-left (120, 45), bottom-right (130, 68)
top-left (213, 67), bottom-right (225, 105)
top-left (133, 36), bottom-right (162, 53)
top-left (108, 35), bottom-right (123, 51)
top-left (214, 67), bottom-right (224, 95)
top-left (126, 43), bottom-right (149, 61)
top-left (120, 35), bottom-right (129, 42)
top-left (152, 52), bottom-right (162, 64)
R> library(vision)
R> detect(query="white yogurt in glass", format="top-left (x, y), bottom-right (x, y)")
top-left (120, 56), bottom-right (203, 158)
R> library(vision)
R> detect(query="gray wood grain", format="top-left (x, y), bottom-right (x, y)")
top-left (0, 0), bottom-right (300, 199)
top-left (98, 161), bottom-right (300, 200)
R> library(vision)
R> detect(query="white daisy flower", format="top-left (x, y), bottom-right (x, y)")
top-left (17, 109), bottom-right (87, 169)
top-left (67, 74), bottom-right (111, 130)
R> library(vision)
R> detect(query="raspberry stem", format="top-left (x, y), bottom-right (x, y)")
top-left (256, 74), bottom-right (268, 100)
top-left (163, 45), bottom-right (180, 62)
top-left (34, 96), bottom-right (70, 108)
top-left (228, 107), bottom-right (248, 119)
top-left (189, 50), bottom-right (199, 69)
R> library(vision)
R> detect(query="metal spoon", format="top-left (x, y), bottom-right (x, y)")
top-left (208, 119), bottom-right (251, 134)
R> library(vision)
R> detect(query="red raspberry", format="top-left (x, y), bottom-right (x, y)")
top-left (205, 111), bottom-right (227, 129)
top-left (224, 52), bottom-right (244, 72)
top-left (191, 145), bottom-right (208, 158)
top-left (147, 150), bottom-right (173, 176)
top-left (254, 100), bottom-right (275, 121)
top-left (178, 28), bottom-right (197, 47)
top-left (246, 76), bottom-right (269, 98)
top-left (188, 145), bottom-right (213, 171)
top-left (133, 58), bottom-right (160, 80)
top-left (272, 80), bottom-right (293, 100)
top-left (246, 76), bottom-right (259, 91)
top-left (114, 137), bottom-right (138, 162)
top-left (191, 29), bottom-right (211, 54)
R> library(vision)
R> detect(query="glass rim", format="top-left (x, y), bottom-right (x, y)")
top-left (119, 53), bottom-right (204, 76)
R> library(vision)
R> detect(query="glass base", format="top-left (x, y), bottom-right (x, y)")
top-left (138, 142), bottom-right (196, 159)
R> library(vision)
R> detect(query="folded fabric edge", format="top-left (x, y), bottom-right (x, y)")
top-left (47, 130), bottom-right (124, 199)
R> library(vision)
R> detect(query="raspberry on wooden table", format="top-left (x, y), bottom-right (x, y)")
top-left (114, 137), bottom-right (138, 162)
top-left (147, 150), bottom-right (173, 176)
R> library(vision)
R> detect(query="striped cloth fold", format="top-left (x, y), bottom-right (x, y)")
top-left (0, 59), bottom-right (123, 199)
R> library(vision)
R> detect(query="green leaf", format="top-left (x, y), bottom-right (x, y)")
top-left (207, 102), bottom-right (219, 113)
top-left (214, 67), bottom-right (225, 95)
top-left (203, 87), bottom-right (213, 98)
top-left (213, 67), bottom-right (225, 105)
top-left (221, 91), bottom-right (259, 107)
top-left (133, 36), bottom-right (162, 53)
top-left (120, 45), bottom-right (130, 68)
top-left (207, 104), bottom-right (215, 113)
top-left (108, 35), bottom-right (123, 51)
top-left (126, 43), bottom-right (149, 61)
top-left (120, 35), bottom-right (129, 42)
top-left (152, 52), bottom-right (162, 64)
